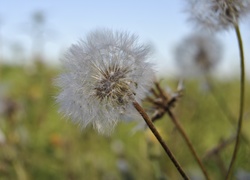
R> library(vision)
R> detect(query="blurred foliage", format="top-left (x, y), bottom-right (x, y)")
top-left (0, 62), bottom-right (249, 180)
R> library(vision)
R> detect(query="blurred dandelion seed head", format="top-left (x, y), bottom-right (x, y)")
top-left (175, 33), bottom-right (222, 77)
top-left (55, 28), bottom-right (154, 134)
top-left (185, 0), bottom-right (250, 31)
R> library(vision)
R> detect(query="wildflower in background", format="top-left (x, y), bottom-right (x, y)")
top-left (55, 28), bottom-right (154, 134)
top-left (185, 0), bottom-right (250, 31)
top-left (175, 33), bottom-right (222, 78)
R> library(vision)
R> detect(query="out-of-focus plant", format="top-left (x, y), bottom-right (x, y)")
top-left (175, 33), bottom-right (222, 80)
top-left (184, 0), bottom-right (250, 178)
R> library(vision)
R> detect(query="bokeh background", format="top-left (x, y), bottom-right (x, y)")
top-left (0, 1), bottom-right (250, 179)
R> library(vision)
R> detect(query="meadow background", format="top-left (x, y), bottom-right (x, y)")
top-left (0, 61), bottom-right (249, 180)
top-left (0, 1), bottom-right (250, 180)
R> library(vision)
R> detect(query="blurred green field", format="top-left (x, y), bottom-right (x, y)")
top-left (0, 62), bottom-right (249, 180)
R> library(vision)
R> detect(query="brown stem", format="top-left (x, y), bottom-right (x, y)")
top-left (151, 87), bottom-right (159, 98)
top-left (148, 82), bottom-right (209, 179)
top-left (167, 109), bottom-right (210, 180)
top-left (133, 101), bottom-right (189, 180)
top-left (155, 81), bottom-right (169, 100)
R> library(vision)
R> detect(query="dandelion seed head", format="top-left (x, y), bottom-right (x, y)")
top-left (185, 0), bottom-right (250, 31)
top-left (175, 33), bottom-right (222, 77)
top-left (55, 28), bottom-right (154, 134)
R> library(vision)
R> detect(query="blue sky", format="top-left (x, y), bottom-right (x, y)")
top-left (1, 0), bottom-right (250, 78)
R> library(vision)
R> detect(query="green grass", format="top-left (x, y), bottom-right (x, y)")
top-left (0, 62), bottom-right (249, 179)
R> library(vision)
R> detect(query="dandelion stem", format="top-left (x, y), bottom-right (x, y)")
top-left (226, 24), bottom-right (245, 180)
top-left (166, 109), bottom-right (211, 180)
top-left (133, 101), bottom-right (189, 180)
top-left (152, 81), bottom-right (210, 179)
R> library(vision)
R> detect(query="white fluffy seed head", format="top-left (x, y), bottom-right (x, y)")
top-left (175, 33), bottom-right (222, 77)
top-left (185, 0), bottom-right (250, 31)
top-left (55, 28), bottom-right (155, 135)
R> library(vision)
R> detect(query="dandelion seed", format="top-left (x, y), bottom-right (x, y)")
top-left (185, 0), bottom-right (250, 31)
top-left (55, 28), bottom-right (154, 134)
top-left (175, 33), bottom-right (222, 77)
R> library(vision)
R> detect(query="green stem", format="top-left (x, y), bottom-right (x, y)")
top-left (133, 101), bottom-right (189, 180)
top-left (225, 24), bottom-right (245, 180)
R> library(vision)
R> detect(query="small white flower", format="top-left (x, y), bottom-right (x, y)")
top-left (175, 33), bottom-right (222, 77)
top-left (55, 28), bottom-right (154, 134)
top-left (185, 0), bottom-right (250, 31)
